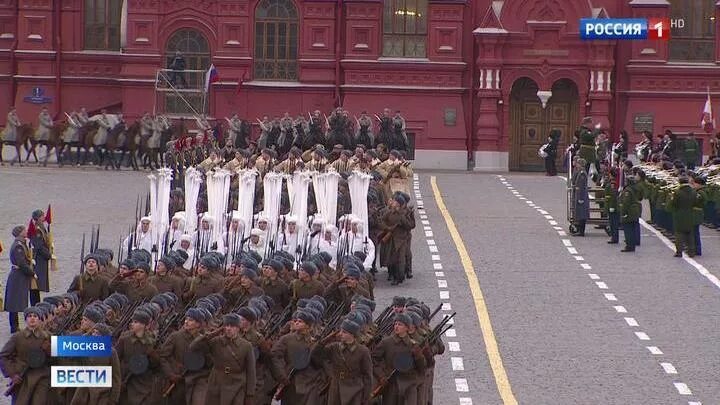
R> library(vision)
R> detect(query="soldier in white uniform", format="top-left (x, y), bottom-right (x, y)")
top-left (123, 216), bottom-right (154, 253)
top-left (175, 234), bottom-right (195, 270)
top-left (223, 212), bottom-right (246, 260)
top-left (278, 216), bottom-right (300, 256)
top-left (63, 111), bottom-right (82, 143)
top-left (78, 107), bottom-right (90, 125)
top-left (2, 106), bottom-right (21, 142)
top-left (246, 228), bottom-right (266, 260)
top-left (35, 107), bottom-right (53, 142)
top-left (319, 225), bottom-right (338, 268)
top-left (140, 112), bottom-right (154, 138)
top-left (94, 110), bottom-right (112, 146)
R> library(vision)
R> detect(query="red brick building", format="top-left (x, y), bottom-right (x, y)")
top-left (1, 0), bottom-right (718, 170)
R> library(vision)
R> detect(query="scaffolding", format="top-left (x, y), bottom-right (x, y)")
top-left (153, 68), bottom-right (208, 122)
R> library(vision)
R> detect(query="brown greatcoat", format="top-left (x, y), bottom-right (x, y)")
top-left (240, 327), bottom-right (274, 404)
top-left (158, 328), bottom-right (210, 405)
top-left (379, 206), bottom-right (415, 268)
top-left (290, 278), bottom-right (325, 305)
top-left (260, 277), bottom-right (291, 313)
top-left (223, 280), bottom-right (264, 308)
top-left (318, 340), bottom-right (373, 405)
top-left (323, 281), bottom-right (371, 308)
top-left (371, 334), bottom-right (427, 405)
top-left (271, 332), bottom-right (326, 404)
top-left (0, 327), bottom-right (52, 405)
top-left (183, 273), bottom-right (223, 303)
top-left (149, 273), bottom-right (185, 297)
top-left (67, 272), bottom-right (111, 304)
top-left (109, 278), bottom-right (159, 302)
top-left (70, 347), bottom-right (122, 405)
top-left (116, 331), bottom-right (160, 405)
top-left (189, 333), bottom-right (257, 405)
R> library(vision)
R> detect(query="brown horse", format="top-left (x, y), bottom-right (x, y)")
top-left (1, 124), bottom-right (35, 166)
top-left (114, 121), bottom-right (142, 171)
top-left (77, 121), bottom-right (101, 165)
top-left (26, 123), bottom-right (68, 167)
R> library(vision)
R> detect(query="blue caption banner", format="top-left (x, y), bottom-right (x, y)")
top-left (51, 335), bottom-right (112, 358)
top-left (580, 18), bottom-right (648, 40)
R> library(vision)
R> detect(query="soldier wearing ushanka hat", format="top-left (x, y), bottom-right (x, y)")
top-left (188, 310), bottom-right (257, 405)
top-left (182, 253), bottom-right (224, 304)
top-left (149, 255), bottom-right (184, 298)
top-left (71, 323), bottom-right (123, 405)
top-left (260, 259), bottom-right (291, 313)
top-left (316, 318), bottom-right (373, 405)
top-left (0, 305), bottom-right (51, 404)
top-left (109, 259), bottom-right (158, 302)
top-left (115, 306), bottom-right (158, 404)
top-left (67, 253), bottom-right (111, 305)
top-left (290, 261), bottom-right (325, 306)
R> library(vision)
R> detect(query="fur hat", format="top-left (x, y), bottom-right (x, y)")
top-left (83, 307), bottom-right (105, 324)
top-left (23, 306), bottom-right (43, 320)
top-left (299, 261), bottom-right (317, 277)
top-left (236, 307), bottom-right (256, 323)
top-left (223, 313), bottom-right (241, 326)
top-left (131, 309), bottom-right (151, 325)
top-left (92, 323), bottom-right (113, 336)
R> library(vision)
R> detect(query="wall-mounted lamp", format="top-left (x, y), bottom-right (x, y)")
top-left (498, 99), bottom-right (503, 105)
top-left (585, 101), bottom-right (591, 107)
top-left (537, 90), bottom-right (552, 109)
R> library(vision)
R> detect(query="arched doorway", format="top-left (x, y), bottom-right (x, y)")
top-left (254, 0), bottom-right (299, 81)
top-left (164, 29), bottom-right (211, 114)
top-left (509, 78), bottom-right (578, 171)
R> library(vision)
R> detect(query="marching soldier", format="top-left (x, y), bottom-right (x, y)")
top-left (4, 225), bottom-right (36, 333)
top-left (260, 259), bottom-right (291, 313)
top-left (0, 306), bottom-right (52, 405)
top-left (255, 148), bottom-right (276, 178)
top-left (371, 313), bottom-right (427, 405)
top-left (110, 261), bottom-right (159, 302)
top-left (67, 254), bottom-right (111, 304)
top-left (116, 309), bottom-right (160, 405)
top-left (379, 193), bottom-right (415, 285)
top-left (30, 209), bottom-right (51, 304)
top-left (2, 106), bottom-right (22, 143)
top-left (149, 256), bottom-right (185, 298)
top-left (70, 323), bottom-right (122, 405)
top-left (290, 262), bottom-right (325, 305)
top-left (158, 308), bottom-right (210, 405)
top-left (317, 319), bottom-right (373, 405)
top-left (35, 107), bottom-right (53, 142)
top-left (182, 255), bottom-right (224, 303)
top-left (188, 312), bottom-right (257, 404)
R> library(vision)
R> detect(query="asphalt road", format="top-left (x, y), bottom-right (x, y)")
top-left (1, 165), bottom-right (719, 405)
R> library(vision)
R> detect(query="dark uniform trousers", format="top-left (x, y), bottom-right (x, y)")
top-left (622, 221), bottom-right (639, 249)
top-left (675, 229), bottom-right (696, 256)
top-left (608, 211), bottom-right (619, 243)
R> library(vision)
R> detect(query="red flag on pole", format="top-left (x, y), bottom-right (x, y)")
top-left (46, 204), bottom-right (52, 225)
top-left (27, 218), bottom-right (37, 239)
top-left (236, 71), bottom-right (247, 95)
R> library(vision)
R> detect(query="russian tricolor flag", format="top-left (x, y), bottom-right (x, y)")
top-left (204, 64), bottom-right (220, 92)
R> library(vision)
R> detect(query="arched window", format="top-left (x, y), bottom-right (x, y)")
top-left (669, 0), bottom-right (715, 61)
top-left (84, 0), bottom-right (122, 50)
top-left (255, 0), bottom-right (299, 81)
top-left (164, 29), bottom-right (211, 115)
top-left (383, 0), bottom-right (428, 58)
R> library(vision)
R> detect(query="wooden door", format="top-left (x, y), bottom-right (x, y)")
top-left (510, 78), bottom-right (577, 171)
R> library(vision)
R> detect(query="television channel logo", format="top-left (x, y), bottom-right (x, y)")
top-left (580, 18), bottom-right (674, 40)
top-left (51, 366), bottom-right (112, 388)
top-left (50, 335), bottom-right (112, 357)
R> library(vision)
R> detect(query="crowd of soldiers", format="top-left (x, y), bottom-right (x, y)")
top-left (566, 116), bottom-right (720, 256)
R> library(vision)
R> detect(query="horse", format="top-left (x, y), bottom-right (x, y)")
top-left (27, 122), bottom-right (68, 167)
top-left (116, 121), bottom-right (141, 171)
top-left (99, 122), bottom-right (129, 170)
top-left (1, 124), bottom-right (35, 166)
top-left (70, 121), bottom-right (100, 166)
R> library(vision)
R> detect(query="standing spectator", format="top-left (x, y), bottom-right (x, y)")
top-left (169, 51), bottom-right (188, 88)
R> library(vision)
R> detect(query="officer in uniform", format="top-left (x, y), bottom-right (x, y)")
top-left (668, 175), bottom-right (699, 257)
top-left (29, 209), bottom-right (51, 304)
top-left (4, 225), bottom-right (36, 332)
top-left (619, 176), bottom-right (641, 252)
top-left (683, 132), bottom-right (700, 170)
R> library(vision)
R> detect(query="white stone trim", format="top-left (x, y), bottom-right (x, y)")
top-left (478, 69), bottom-right (500, 89)
top-left (473, 151), bottom-right (509, 172)
top-left (413, 150), bottom-right (469, 170)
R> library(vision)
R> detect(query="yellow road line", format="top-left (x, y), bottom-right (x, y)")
top-left (430, 176), bottom-right (518, 405)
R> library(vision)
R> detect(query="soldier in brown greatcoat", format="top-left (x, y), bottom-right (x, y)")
top-left (260, 259), bottom-right (291, 313)
top-left (182, 255), bottom-right (224, 304)
top-left (70, 323), bottom-right (122, 405)
top-left (317, 319), bottom-right (373, 405)
top-left (236, 306), bottom-right (274, 405)
top-left (149, 256), bottom-right (185, 298)
top-left (4, 225), bottom-right (36, 333)
top-left (158, 308), bottom-right (210, 405)
top-left (223, 267), bottom-right (264, 308)
top-left (67, 254), bottom-right (111, 304)
top-left (110, 261), bottom-right (159, 302)
top-left (271, 309), bottom-right (327, 404)
top-left (371, 313), bottom-right (427, 405)
top-left (188, 312), bottom-right (257, 405)
top-left (0, 307), bottom-right (52, 405)
top-left (116, 309), bottom-right (160, 405)
top-left (290, 261), bottom-right (325, 306)
top-left (379, 192), bottom-right (415, 285)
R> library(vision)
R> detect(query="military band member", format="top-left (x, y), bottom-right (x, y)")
top-left (4, 225), bottom-right (36, 332)
top-left (188, 312), bottom-right (257, 405)
top-left (2, 106), bottom-right (22, 142)
top-left (35, 107), bottom-right (53, 142)
top-left (668, 175), bottom-right (699, 257)
top-left (684, 132), bottom-right (700, 170)
top-left (0, 307), bottom-right (52, 405)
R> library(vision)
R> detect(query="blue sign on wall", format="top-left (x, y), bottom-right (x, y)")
top-left (24, 87), bottom-right (53, 104)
